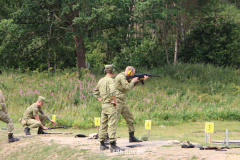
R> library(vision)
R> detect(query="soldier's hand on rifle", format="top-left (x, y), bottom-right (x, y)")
top-left (143, 75), bottom-right (149, 80)
top-left (42, 126), bottom-right (49, 130)
top-left (50, 120), bottom-right (57, 125)
top-left (132, 77), bottom-right (138, 83)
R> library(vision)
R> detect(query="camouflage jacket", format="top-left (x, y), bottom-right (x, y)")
top-left (23, 103), bottom-right (43, 119)
top-left (115, 72), bottom-right (138, 100)
top-left (93, 75), bottom-right (116, 104)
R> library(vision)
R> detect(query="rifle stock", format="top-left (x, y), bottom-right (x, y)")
top-left (126, 74), bottom-right (161, 85)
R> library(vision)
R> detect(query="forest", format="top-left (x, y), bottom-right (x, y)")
top-left (1, 0), bottom-right (240, 71)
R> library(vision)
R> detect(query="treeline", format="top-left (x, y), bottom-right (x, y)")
top-left (0, 0), bottom-right (240, 71)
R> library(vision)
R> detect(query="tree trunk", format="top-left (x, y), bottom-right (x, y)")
top-left (152, 28), bottom-right (155, 37)
top-left (54, 52), bottom-right (56, 71)
top-left (151, 5), bottom-right (155, 37)
top-left (163, 4), bottom-right (169, 65)
top-left (74, 35), bottom-right (86, 69)
top-left (134, 22), bottom-right (136, 38)
top-left (65, 9), bottom-right (85, 69)
top-left (174, 17), bottom-right (180, 66)
top-left (47, 12), bottom-right (51, 69)
top-left (180, 0), bottom-right (185, 42)
top-left (163, 29), bottom-right (170, 64)
top-left (181, 17), bottom-right (185, 42)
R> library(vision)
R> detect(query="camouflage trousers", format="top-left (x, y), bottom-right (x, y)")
top-left (25, 115), bottom-right (47, 128)
top-left (0, 110), bottom-right (14, 133)
top-left (99, 104), bottom-right (117, 142)
top-left (116, 99), bottom-right (135, 133)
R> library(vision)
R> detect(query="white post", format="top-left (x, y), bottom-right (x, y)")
top-left (205, 132), bottom-right (207, 144)
top-left (226, 129), bottom-right (229, 146)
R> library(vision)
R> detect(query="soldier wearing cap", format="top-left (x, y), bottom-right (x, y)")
top-left (22, 96), bottom-right (56, 135)
top-left (0, 90), bottom-right (20, 143)
top-left (93, 64), bottom-right (125, 152)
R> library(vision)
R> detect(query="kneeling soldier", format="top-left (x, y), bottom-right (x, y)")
top-left (23, 96), bottom-right (56, 135)
top-left (0, 90), bottom-right (20, 143)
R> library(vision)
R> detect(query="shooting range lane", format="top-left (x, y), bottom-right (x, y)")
top-left (1, 132), bottom-right (240, 160)
top-left (38, 137), bottom-right (240, 160)
top-left (29, 135), bottom-right (240, 159)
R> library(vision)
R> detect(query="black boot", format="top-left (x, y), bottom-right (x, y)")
top-left (8, 133), bottom-right (20, 143)
top-left (24, 127), bottom-right (31, 135)
top-left (37, 127), bottom-right (49, 134)
top-left (110, 141), bottom-right (125, 152)
top-left (100, 141), bottom-right (109, 151)
top-left (104, 133), bottom-right (110, 145)
top-left (129, 132), bottom-right (142, 142)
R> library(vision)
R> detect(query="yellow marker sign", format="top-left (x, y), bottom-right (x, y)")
top-left (145, 120), bottom-right (152, 130)
top-left (52, 115), bottom-right (56, 122)
top-left (205, 122), bottom-right (214, 133)
top-left (95, 117), bottom-right (100, 126)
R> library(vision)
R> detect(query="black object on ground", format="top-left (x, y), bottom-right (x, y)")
top-left (126, 144), bottom-right (144, 148)
top-left (75, 134), bottom-right (87, 138)
top-left (215, 149), bottom-right (227, 151)
top-left (181, 141), bottom-right (195, 148)
top-left (199, 146), bottom-right (219, 150)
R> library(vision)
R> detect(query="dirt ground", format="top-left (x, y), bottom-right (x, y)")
top-left (1, 130), bottom-right (240, 160)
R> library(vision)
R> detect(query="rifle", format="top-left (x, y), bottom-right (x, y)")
top-left (221, 146), bottom-right (240, 149)
top-left (48, 126), bottom-right (72, 130)
top-left (126, 74), bottom-right (162, 85)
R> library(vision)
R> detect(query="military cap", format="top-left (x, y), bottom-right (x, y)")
top-left (104, 64), bottom-right (115, 72)
top-left (38, 96), bottom-right (45, 103)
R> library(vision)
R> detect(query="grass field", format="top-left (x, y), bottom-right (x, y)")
top-left (1, 121), bottom-right (240, 160)
top-left (1, 63), bottom-right (240, 129)
top-left (1, 121), bottom-right (240, 145)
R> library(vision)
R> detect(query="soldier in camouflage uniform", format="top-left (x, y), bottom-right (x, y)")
top-left (115, 66), bottom-right (148, 142)
top-left (93, 65), bottom-right (125, 152)
top-left (0, 90), bottom-right (20, 143)
top-left (23, 96), bottom-right (56, 135)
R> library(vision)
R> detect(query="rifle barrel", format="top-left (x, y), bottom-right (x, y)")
top-left (48, 126), bottom-right (72, 129)
top-left (126, 74), bottom-right (161, 80)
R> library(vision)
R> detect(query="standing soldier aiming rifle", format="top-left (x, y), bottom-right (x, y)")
top-left (93, 65), bottom-right (125, 152)
top-left (115, 66), bottom-right (148, 142)
top-left (22, 96), bottom-right (56, 135)
top-left (0, 90), bottom-right (20, 143)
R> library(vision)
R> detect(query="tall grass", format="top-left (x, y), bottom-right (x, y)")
top-left (1, 63), bottom-right (240, 128)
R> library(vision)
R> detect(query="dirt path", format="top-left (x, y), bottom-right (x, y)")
top-left (1, 133), bottom-right (240, 160)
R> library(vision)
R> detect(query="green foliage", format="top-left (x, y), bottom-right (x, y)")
top-left (179, 4), bottom-right (240, 67)
top-left (2, 0), bottom-right (240, 127)
top-left (85, 42), bottom-right (105, 69)
top-left (0, 0), bottom-right (136, 70)
top-left (114, 37), bottom-right (167, 69)
top-left (1, 63), bottom-right (240, 128)
top-left (1, 0), bottom-right (240, 70)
